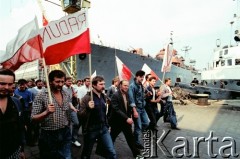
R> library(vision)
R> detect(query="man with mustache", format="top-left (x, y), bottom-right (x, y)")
top-left (31, 70), bottom-right (73, 159)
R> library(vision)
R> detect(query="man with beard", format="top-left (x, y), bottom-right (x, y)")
top-left (79, 76), bottom-right (116, 159)
top-left (0, 68), bottom-right (25, 159)
top-left (31, 70), bottom-right (72, 159)
top-left (128, 70), bottom-right (149, 149)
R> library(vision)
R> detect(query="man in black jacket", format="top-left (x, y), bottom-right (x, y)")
top-left (0, 68), bottom-right (25, 159)
top-left (109, 80), bottom-right (143, 158)
top-left (79, 76), bottom-right (116, 159)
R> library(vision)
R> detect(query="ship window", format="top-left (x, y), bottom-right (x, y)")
top-left (235, 59), bottom-right (240, 65)
top-left (237, 81), bottom-right (240, 86)
top-left (224, 49), bottom-right (228, 55)
top-left (213, 81), bottom-right (217, 85)
top-left (221, 60), bottom-right (225, 66)
top-left (176, 78), bottom-right (181, 82)
top-left (216, 61), bottom-right (220, 67)
top-left (227, 59), bottom-right (232, 66)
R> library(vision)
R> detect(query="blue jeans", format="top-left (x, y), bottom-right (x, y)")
top-left (133, 108), bottom-right (149, 145)
top-left (39, 126), bottom-right (71, 159)
top-left (81, 125), bottom-right (116, 159)
top-left (70, 111), bottom-right (80, 142)
top-left (166, 102), bottom-right (177, 128)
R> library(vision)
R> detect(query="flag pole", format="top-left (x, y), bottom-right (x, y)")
top-left (89, 54), bottom-right (93, 100)
top-left (34, 16), bottom-right (55, 122)
top-left (162, 71), bottom-right (166, 85)
top-left (42, 59), bottom-right (52, 103)
top-left (42, 58), bottom-right (55, 123)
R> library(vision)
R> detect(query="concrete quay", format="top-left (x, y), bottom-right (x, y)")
top-left (25, 100), bottom-right (240, 159)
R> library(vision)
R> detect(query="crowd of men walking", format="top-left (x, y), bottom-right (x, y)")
top-left (0, 68), bottom-right (179, 159)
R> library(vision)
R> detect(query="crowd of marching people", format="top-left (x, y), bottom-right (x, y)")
top-left (0, 68), bottom-right (179, 159)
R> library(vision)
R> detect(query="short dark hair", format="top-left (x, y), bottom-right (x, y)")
top-left (83, 76), bottom-right (90, 82)
top-left (92, 76), bottom-right (104, 86)
top-left (0, 68), bottom-right (15, 81)
top-left (77, 79), bottom-right (82, 83)
top-left (49, 70), bottom-right (66, 82)
top-left (135, 70), bottom-right (145, 77)
top-left (145, 73), bottom-right (151, 80)
top-left (18, 79), bottom-right (27, 85)
top-left (149, 76), bottom-right (156, 81)
top-left (35, 79), bottom-right (42, 85)
top-left (164, 78), bottom-right (171, 84)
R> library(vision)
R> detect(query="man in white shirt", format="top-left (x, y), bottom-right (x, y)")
top-left (63, 77), bottom-right (81, 147)
top-left (77, 77), bottom-right (91, 100)
top-left (106, 76), bottom-right (119, 100)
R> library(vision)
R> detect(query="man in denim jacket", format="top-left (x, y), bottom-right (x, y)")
top-left (128, 70), bottom-right (149, 149)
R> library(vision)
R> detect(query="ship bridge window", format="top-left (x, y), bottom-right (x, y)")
top-left (224, 49), bottom-right (228, 55)
top-left (227, 59), bottom-right (232, 66)
top-left (235, 59), bottom-right (240, 65)
top-left (221, 60), bottom-right (225, 66)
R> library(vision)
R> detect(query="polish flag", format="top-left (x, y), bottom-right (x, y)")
top-left (1, 17), bottom-right (42, 70)
top-left (116, 56), bottom-right (132, 81)
top-left (161, 43), bottom-right (173, 72)
top-left (142, 63), bottom-right (160, 84)
top-left (39, 9), bottom-right (91, 65)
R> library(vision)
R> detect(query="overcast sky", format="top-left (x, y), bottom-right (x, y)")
top-left (0, 0), bottom-right (237, 69)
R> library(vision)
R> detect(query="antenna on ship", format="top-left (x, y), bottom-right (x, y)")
top-left (181, 46), bottom-right (191, 65)
top-left (170, 31), bottom-right (174, 45)
top-left (97, 34), bottom-right (104, 46)
top-left (233, 0), bottom-right (240, 44)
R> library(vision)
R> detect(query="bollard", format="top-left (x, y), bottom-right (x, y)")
top-left (196, 94), bottom-right (209, 106)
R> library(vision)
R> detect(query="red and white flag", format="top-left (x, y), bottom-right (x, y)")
top-left (142, 63), bottom-right (160, 84)
top-left (39, 9), bottom-right (91, 65)
top-left (1, 17), bottom-right (42, 70)
top-left (161, 43), bottom-right (173, 72)
top-left (115, 56), bottom-right (131, 81)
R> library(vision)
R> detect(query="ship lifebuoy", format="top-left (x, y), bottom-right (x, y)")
top-left (79, 54), bottom-right (86, 60)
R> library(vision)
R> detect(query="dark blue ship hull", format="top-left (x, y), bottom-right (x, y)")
top-left (76, 44), bottom-right (200, 87)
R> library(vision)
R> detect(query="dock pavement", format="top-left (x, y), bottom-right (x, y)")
top-left (25, 100), bottom-right (240, 159)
